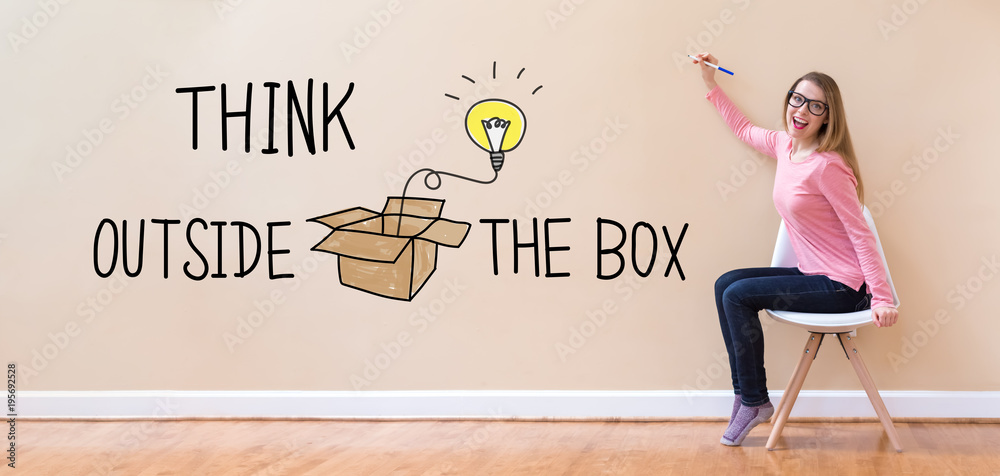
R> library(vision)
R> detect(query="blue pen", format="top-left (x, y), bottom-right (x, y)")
top-left (688, 55), bottom-right (735, 76)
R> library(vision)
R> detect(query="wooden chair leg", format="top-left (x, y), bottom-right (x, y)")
top-left (837, 333), bottom-right (904, 452)
top-left (766, 332), bottom-right (823, 450)
top-left (773, 340), bottom-right (808, 418)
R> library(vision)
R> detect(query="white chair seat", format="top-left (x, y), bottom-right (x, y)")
top-left (764, 207), bottom-right (898, 334)
top-left (765, 309), bottom-right (873, 334)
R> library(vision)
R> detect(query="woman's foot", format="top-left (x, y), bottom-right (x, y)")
top-left (721, 402), bottom-right (774, 446)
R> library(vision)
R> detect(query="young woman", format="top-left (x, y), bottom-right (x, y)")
top-left (691, 53), bottom-right (900, 446)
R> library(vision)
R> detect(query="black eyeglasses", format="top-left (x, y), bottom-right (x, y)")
top-left (787, 91), bottom-right (828, 116)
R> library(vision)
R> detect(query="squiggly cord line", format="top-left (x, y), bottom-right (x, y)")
top-left (394, 166), bottom-right (499, 236)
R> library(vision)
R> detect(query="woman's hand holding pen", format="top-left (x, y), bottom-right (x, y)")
top-left (691, 52), bottom-right (719, 90)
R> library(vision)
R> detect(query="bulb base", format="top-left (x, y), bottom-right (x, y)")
top-left (490, 152), bottom-right (505, 172)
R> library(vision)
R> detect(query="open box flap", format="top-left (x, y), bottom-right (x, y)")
top-left (414, 217), bottom-right (471, 247)
top-left (312, 227), bottom-right (413, 263)
top-left (309, 198), bottom-right (468, 261)
top-left (308, 207), bottom-right (380, 230)
top-left (382, 197), bottom-right (444, 218)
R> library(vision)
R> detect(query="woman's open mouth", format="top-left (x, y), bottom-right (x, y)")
top-left (792, 117), bottom-right (808, 130)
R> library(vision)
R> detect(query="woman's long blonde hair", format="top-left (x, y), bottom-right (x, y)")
top-left (782, 72), bottom-right (864, 203)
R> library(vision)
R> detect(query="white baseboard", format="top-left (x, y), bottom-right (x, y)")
top-left (14, 390), bottom-right (1000, 420)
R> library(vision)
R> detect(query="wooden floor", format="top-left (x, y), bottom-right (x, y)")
top-left (15, 419), bottom-right (1000, 475)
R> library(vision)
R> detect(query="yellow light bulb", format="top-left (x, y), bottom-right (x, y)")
top-left (465, 99), bottom-right (526, 171)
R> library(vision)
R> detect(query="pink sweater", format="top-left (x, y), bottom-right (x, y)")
top-left (707, 86), bottom-right (893, 309)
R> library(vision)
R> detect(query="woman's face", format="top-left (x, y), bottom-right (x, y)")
top-left (785, 80), bottom-right (828, 143)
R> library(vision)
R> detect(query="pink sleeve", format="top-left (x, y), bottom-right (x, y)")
top-left (818, 161), bottom-right (894, 309)
top-left (705, 86), bottom-right (780, 159)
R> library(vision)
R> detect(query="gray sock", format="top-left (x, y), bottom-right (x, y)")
top-left (721, 401), bottom-right (774, 446)
top-left (730, 395), bottom-right (741, 422)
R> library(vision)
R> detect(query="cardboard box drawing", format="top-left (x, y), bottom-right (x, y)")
top-left (309, 197), bottom-right (471, 301)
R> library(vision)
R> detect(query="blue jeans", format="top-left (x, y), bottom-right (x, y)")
top-left (714, 267), bottom-right (871, 406)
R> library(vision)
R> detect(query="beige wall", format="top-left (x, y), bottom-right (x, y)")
top-left (2, 0), bottom-right (998, 393)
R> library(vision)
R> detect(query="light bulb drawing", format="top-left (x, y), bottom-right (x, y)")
top-left (397, 60), bottom-right (542, 200)
top-left (465, 99), bottom-right (526, 172)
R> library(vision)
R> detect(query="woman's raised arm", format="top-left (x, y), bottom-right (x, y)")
top-left (694, 53), bottom-right (780, 158)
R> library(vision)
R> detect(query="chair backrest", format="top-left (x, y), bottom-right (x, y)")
top-left (769, 206), bottom-right (900, 308)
